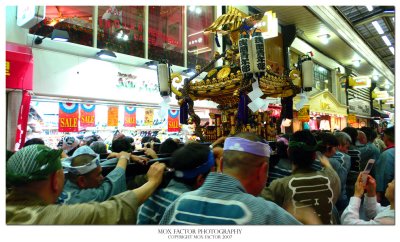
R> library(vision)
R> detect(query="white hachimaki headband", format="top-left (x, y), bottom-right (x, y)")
top-left (63, 154), bottom-right (100, 175)
top-left (223, 137), bottom-right (271, 157)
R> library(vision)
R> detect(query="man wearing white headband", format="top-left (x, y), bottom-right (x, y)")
top-left (6, 144), bottom-right (166, 224)
top-left (59, 146), bottom-right (131, 204)
top-left (160, 132), bottom-right (301, 225)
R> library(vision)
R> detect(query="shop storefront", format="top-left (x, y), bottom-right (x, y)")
top-left (293, 91), bottom-right (347, 132)
top-left (347, 87), bottom-right (371, 128)
top-left (5, 6), bottom-right (222, 150)
top-left (26, 48), bottom-right (218, 149)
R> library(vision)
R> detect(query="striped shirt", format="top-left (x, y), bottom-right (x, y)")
top-left (329, 151), bottom-right (351, 203)
top-left (267, 159), bottom-right (322, 186)
top-left (59, 167), bottom-right (127, 204)
top-left (346, 147), bottom-right (362, 199)
top-left (267, 158), bottom-right (292, 185)
top-left (137, 180), bottom-right (191, 224)
top-left (159, 172), bottom-right (301, 225)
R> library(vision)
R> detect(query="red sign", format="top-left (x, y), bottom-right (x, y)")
top-left (268, 105), bottom-right (282, 118)
top-left (6, 42), bottom-right (33, 90)
top-left (168, 110), bottom-right (180, 132)
top-left (124, 106), bottom-right (136, 127)
top-left (59, 103), bottom-right (79, 132)
top-left (108, 106), bottom-right (119, 127)
top-left (80, 104), bottom-right (96, 128)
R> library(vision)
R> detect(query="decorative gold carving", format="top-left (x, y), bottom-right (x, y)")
top-left (171, 73), bottom-right (182, 83)
top-left (207, 68), bottom-right (217, 77)
top-left (217, 66), bottom-right (231, 80)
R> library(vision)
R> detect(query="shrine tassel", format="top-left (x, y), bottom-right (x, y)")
top-left (180, 101), bottom-right (189, 124)
top-left (215, 35), bottom-right (221, 48)
top-left (237, 92), bottom-right (249, 125)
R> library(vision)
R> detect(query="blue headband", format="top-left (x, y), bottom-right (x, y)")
top-left (223, 137), bottom-right (271, 157)
top-left (174, 151), bottom-right (215, 179)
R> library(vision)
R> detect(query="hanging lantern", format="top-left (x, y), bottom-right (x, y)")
top-left (251, 32), bottom-right (266, 73)
top-left (301, 56), bottom-right (314, 91)
top-left (238, 33), bottom-right (254, 75)
top-left (157, 61), bottom-right (171, 97)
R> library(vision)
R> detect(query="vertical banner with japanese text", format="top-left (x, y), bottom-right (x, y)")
top-left (80, 104), bottom-right (96, 128)
top-left (168, 109), bottom-right (180, 132)
top-left (59, 102), bottom-right (79, 132)
top-left (107, 106), bottom-right (119, 127)
top-left (124, 106), bottom-right (136, 127)
top-left (144, 108), bottom-right (154, 126)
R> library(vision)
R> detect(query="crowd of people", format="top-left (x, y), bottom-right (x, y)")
top-left (6, 125), bottom-right (394, 225)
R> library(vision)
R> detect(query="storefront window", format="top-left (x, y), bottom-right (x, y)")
top-left (187, 6), bottom-right (215, 69)
top-left (148, 6), bottom-right (184, 66)
top-left (97, 6), bottom-right (145, 57)
top-left (27, 99), bottom-right (214, 149)
top-left (29, 6), bottom-right (94, 47)
top-left (313, 64), bottom-right (332, 92)
top-left (28, 101), bottom-right (169, 149)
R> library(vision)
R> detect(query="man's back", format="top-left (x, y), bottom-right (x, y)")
top-left (262, 166), bottom-right (341, 224)
top-left (375, 147), bottom-right (394, 206)
top-left (160, 172), bottom-right (300, 225)
top-left (329, 152), bottom-right (351, 195)
top-left (358, 142), bottom-right (380, 169)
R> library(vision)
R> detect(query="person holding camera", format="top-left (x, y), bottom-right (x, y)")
top-left (341, 173), bottom-right (394, 224)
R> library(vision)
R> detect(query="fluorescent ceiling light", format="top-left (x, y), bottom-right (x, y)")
top-left (317, 34), bottom-right (330, 44)
top-left (389, 47), bottom-right (394, 55)
top-left (372, 21), bottom-right (384, 34)
top-left (366, 6), bottom-right (373, 11)
top-left (381, 36), bottom-right (391, 46)
top-left (352, 59), bottom-right (361, 67)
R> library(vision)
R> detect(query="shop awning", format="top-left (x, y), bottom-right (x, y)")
top-left (371, 108), bottom-right (389, 119)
